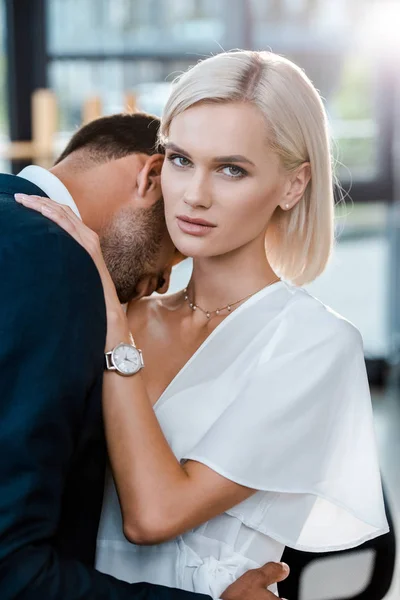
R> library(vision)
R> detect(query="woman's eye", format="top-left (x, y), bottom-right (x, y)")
top-left (169, 155), bottom-right (191, 168)
top-left (220, 165), bottom-right (246, 178)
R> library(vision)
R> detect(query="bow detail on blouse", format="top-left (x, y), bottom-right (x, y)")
top-left (177, 536), bottom-right (259, 598)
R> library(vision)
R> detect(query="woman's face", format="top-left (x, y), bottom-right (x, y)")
top-left (161, 101), bottom-right (288, 259)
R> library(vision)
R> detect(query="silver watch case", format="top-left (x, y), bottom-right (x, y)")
top-left (105, 343), bottom-right (145, 376)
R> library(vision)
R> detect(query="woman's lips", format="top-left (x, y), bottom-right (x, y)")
top-left (176, 216), bottom-right (216, 237)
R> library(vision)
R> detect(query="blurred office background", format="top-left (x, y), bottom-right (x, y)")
top-left (2, 1), bottom-right (400, 598)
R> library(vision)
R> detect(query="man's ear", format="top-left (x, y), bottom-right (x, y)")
top-left (137, 153), bottom-right (164, 206)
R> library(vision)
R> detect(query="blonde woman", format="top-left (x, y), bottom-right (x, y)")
top-left (18, 51), bottom-right (389, 599)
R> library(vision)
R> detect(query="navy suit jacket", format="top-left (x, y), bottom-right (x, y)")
top-left (0, 174), bottom-right (209, 600)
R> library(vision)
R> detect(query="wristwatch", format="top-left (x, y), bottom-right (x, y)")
top-left (105, 342), bottom-right (145, 376)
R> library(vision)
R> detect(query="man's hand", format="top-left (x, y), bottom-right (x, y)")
top-left (221, 561), bottom-right (290, 600)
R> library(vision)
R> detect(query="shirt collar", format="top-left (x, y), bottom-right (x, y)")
top-left (18, 165), bottom-right (82, 220)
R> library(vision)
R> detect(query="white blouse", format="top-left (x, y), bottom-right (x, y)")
top-left (96, 281), bottom-right (389, 599)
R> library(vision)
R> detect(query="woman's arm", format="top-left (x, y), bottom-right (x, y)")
top-left (105, 314), bottom-right (255, 544)
top-left (16, 194), bottom-right (257, 545)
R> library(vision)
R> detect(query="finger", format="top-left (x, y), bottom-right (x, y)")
top-left (16, 194), bottom-right (68, 221)
top-left (256, 562), bottom-right (290, 586)
top-left (41, 206), bottom-right (79, 238)
top-left (14, 193), bottom-right (49, 214)
top-left (16, 194), bottom-right (80, 237)
top-left (15, 195), bottom-right (73, 220)
top-left (15, 194), bottom-right (58, 209)
top-left (38, 200), bottom-right (96, 246)
top-left (15, 193), bottom-right (84, 235)
top-left (46, 201), bottom-right (83, 230)
top-left (54, 202), bottom-right (83, 226)
top-left (15, 193), bottom-right (47, 202)
top-left (14, 194), bottom-right (65, 220)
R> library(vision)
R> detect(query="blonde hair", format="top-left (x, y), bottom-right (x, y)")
top-left (160, 51), bottom-right (335, 285)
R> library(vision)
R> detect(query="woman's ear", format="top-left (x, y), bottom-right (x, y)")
top-left (137, 154), bottom-right (165, 205)
top-left (280, 162), bottom-right (311, 211)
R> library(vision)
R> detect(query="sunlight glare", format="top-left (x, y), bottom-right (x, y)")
top-left (360, 1), bottom-right (400, 55)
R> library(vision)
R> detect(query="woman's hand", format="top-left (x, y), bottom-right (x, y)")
top-left (14, 193), bottom-right (131, 349)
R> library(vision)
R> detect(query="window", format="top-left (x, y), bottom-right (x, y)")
top-left (48, 0), bottom-right (384, 184)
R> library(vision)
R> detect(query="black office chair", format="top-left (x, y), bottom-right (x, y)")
top-left (279, 488), bottom-right (396, 600)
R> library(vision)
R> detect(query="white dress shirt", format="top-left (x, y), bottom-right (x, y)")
top-left (18, 165), bottom-right (81, 219)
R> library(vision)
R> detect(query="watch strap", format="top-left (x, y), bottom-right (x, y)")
top-left (104, 351), bottom-right (116, 371)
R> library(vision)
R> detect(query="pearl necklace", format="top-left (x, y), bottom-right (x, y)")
top-left (183, 277), bottom-right (280, 320)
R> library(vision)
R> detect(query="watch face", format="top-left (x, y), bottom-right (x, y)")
top-left (112, 344), bottom-right (142, 375)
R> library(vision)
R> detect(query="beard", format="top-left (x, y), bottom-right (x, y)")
top-left (99, 199), bottom-right (165, 304)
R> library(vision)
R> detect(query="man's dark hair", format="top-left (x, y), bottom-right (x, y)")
top-left (55, 112), bottom-right (164, 165)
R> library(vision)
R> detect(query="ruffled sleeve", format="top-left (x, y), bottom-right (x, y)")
top-left (182, 308), bottom-right (389, 552)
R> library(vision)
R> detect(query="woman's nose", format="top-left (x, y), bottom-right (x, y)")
top-left (183, 174), bottom-right (212, 209)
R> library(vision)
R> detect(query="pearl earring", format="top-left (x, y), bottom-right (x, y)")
top-left (285, 203), bottom-right (290, 210)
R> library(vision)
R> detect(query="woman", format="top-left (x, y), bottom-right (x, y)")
top-left (17, 51), bottom-right (389, 598)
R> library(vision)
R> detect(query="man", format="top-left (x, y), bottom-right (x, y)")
top-left (0, 113), bottom-right (289, 599)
